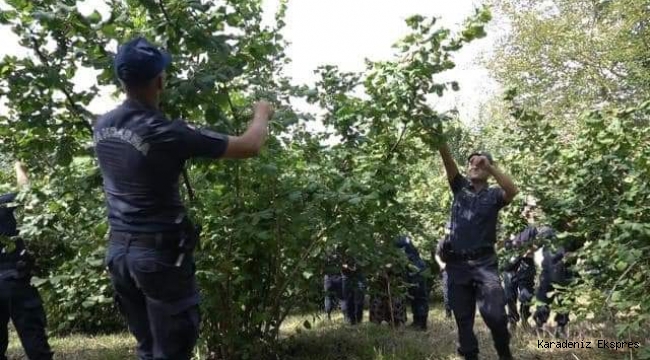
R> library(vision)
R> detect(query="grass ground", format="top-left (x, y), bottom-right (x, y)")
top-left (279, 308), bottom-right (634, 360)
top-left (5, 306), bottom-right (638, 359)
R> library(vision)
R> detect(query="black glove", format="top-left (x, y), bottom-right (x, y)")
top-left (15, 251), bottom-right (34, 279)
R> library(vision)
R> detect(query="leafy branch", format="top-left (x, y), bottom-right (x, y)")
top-left (29, 37), bottom-right (93, 134)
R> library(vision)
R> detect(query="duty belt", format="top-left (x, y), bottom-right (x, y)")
top-left (0, 257), bottom-right (28, 281)
top-left (109, 231), bottom-right (185, 251)
top-left (447, 246), bottom-right (495, 262)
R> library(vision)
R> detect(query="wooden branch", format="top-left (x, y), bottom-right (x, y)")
top-left (386, 124), bottom-right (409, 161)
top-left (157, 0), bottom-right (176, 34)
top-left (30, 37), bottom-right (93, 134)
top-left (605, 259), bottom-right (639, 304)
top-left (267, 220), bottom-right (336, 331)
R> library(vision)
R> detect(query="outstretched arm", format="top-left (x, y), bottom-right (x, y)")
top-left (473, 155), bottom-right (519, 204)
top-left (438, 143), bottom-right (459, 186)
top-left (222, 101), bottom-right (274, 159)
top-left (487, 164), bottom-right (519, 204)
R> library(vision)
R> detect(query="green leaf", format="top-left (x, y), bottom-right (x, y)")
top-left (205, 105), bottom-right (227, 125)
top-left (289, 191), bottom-right (302, 201)
top-left (405, 15), bottom-right (425, 28)
top-left (87, 10), bottom-right (102, 23)
top-left (348, 197), bottom-right (362, 205)
top-left (31, 277), bottom-right (47, 287)
top-left (87, 258), bottom-right (103, 267)
top-left (462, 25), bottom-right (487, 40)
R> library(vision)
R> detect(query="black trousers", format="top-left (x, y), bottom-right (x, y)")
top-left (407, 273), bottom-right (429, 327)
top-left (504, 270), bottom-right (535, 325)
top-left (341, 272), bottom-right (365, 325)
top-left (106, 233), bottom-right (200, 360)
top-left (534, 269), bottom-right (570, 328)
top-left (324, 274), bottom-right (343, 318)
top-left (447, 254), bottom-right (511, 359)
top-left (0, 275), bottom-right (53, 360)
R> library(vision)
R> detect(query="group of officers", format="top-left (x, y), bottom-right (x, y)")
top-left (323, 235), bottom-right (430, 331)
top-left (0, 36), bottom-right (575, 360)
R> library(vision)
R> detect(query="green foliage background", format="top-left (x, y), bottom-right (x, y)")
top-left (0, 0), bottom-right (649, 359)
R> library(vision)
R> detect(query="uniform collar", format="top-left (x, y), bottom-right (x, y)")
top-left (123, 98), bottom-right (159, 112)
top-left (463, 180), bottom-right (489, 195)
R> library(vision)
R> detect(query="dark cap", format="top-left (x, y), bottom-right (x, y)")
top-left (114, 37), bottom-right (171, 85)
top-left (468, 151), bottom-right (494, 164)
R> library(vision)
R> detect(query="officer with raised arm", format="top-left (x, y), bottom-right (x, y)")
top-left (93, 37), bottom-right (274, 360)
top-left (436, 141), bottom-right (519, 360)
top-left (0, 161), bottom-right (53, 360)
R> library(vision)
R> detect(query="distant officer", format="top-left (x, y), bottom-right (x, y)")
top-left (534, 242), bottom-right (572, 338)
top-left (436, 140), bottom-right (519, 360)
top-left (340, 254), bottom-right (365, 325)
top-left (0, 161), bottom-right (53, 360)
top-left (502, 227), bottom-right (537, 330)
top-left (516, 197), bottom-right (573, 338)
top-left (395, 235), bottom-right (429, 330)
top-left (323, 247), bottom-right (343, 320)
top-left (93, 37), bottom-right (273, 359)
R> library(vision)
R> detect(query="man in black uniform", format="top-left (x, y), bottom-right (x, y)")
top-left (437, 141), bottom-right (519, 360)
top-left (0, 161), bottom-right (53, 360)
top-left (93, 37), bottom-right (273, 360)
top-left (340, 254), bottom-right (365, 325)
top-left (534, 243), bottom-right (572, 338)
top-left (512, 197), bottom-right (572, 338)
top-left (502, 227), bottom-right (537, 330)
top-left (394, 235), bottom-right (429, 330)
top-left (323, 247), bottom-right (343, 320)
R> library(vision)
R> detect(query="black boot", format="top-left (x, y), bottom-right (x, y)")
top-left (498, 348), bottom-right (513, 360)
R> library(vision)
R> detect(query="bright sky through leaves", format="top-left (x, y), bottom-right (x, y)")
top-left (0, 0), bottom-right (506, 124)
